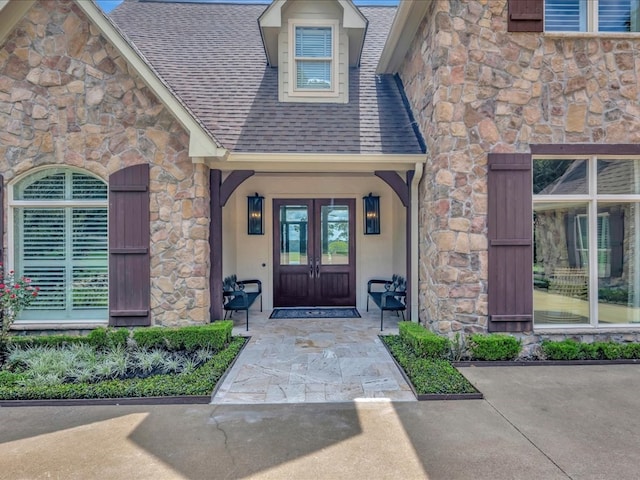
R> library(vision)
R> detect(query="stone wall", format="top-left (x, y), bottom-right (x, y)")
top-left (0, 0), bottom-right (210, 326)
top-left (399, 0), bottom-right (640, 335)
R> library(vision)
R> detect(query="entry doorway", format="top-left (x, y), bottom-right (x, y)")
top-left (273, 198), bottom-right (356, 307)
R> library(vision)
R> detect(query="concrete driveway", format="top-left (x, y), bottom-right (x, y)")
top-left (1, 365), bottom-right (639, 479)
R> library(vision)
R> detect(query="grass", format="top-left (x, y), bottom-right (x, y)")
top-left (381, 335), bottom-right (477, 395)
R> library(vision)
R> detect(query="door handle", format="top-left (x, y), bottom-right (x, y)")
top-left (309, 260), bottom-right (314, 278)
top-left (315, 258), bottom-right (320, 278)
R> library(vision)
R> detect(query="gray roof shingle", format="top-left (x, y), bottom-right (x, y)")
top-left (110, 1), bottom-right (424, 154)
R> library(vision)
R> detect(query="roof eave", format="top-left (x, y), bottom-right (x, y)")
top-left (377, 0), bottom-right (430, 74)
top-left (206, 152), bottom-right (427, 173)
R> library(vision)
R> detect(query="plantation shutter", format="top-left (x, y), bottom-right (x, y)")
top-left (488, 153), bottom-right (533, 332)
top-left (508, 0), bottom-right (543, 32)
top-left (610, 209), bottom-right (624, 277)
top-left (109, 164), bottom-right (150, 326)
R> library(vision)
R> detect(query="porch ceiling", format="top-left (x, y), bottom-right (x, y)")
top-left (199, 152), bottom-right (426, 173)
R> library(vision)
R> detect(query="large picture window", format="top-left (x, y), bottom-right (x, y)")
top-left (11, 168), bottom-right (108, 322)
top-left (545, 0), bottom-right (640, 32)
top-left (533, 157), bottom-right (640, 326)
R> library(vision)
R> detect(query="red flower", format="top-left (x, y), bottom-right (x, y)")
top-left (14, 284), bottom-right (20, 289)
top-left (10, 294), bottom-right (16, 299)
top-left (0, 284), bottom-right (4, 289)
top-left (32, 292), bottom-right (38, 297)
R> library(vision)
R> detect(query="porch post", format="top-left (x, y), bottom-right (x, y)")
top-left (405, 170), bottom-right (414, 321)
top-left (210, 169), bottom-right (224, 321)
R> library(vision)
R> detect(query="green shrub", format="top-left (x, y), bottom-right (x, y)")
top-left (542, 339), bottom-right (633, 360)
top-left (87, 328), bottom-right (129, 349)
top-left (621, 343), bottom-right (640, 359)
top-left (381, 336), bottom-right (477, 394)
top-left (398, 322), bottom-right (450, 359)
top-left (468, 334), bottom-right (521, 361)
top-left (9, 334), bottom-right (88, 349)
top-left (132, 321), bottom-right (233, 353)
top-left (541, 339), bottom-right (580, 360)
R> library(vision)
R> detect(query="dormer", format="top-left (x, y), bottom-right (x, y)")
top-left (259, 0), bottom-right (367, 104)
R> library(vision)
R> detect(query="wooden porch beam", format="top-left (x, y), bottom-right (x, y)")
top-left (375, 170), bottom-right (409, 207)
top-left (220, 170), bottom-right (255, 206)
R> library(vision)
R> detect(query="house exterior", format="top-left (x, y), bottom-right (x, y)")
top-left (1, 0), bottom-right (640, 351)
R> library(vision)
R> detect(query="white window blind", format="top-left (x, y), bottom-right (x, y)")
top-left (13, 170), bottom-right (108, 321)
top-left (545, 0), bottom-right (640, 31)
top-left (545, 0), bottom-right (586, 31)
top-left (295, 26), bottom-right (332, 90)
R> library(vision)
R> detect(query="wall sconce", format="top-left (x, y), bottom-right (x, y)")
top-left (247, 193), bottom-right (264, 235)
top-left (363, 193), bottom-right (380, 235)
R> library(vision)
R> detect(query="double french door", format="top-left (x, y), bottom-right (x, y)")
top-left (273, 198), bottom-right (355, 307)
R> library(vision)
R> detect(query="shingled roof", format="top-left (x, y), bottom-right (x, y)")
top-left (110, 1), bottom-right (424, 154)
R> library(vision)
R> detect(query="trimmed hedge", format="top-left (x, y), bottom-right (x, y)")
top-left (382, 336), bottom-right (476, 394)
top-left (7, 321), bottom-right (233, 353)
top-left (398, 322), bottom-right (450, 359)
top-left (0, 336), bottom-right (245, 400)
top-left (542, 339), bottom-right (640, 361)
top-left (132, 322), bottom-right (232, 352)
top-left (468, 334), bottom-right (521, 361)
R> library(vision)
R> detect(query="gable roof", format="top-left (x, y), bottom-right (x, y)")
top-left (0, 0), bottom-right (226, 158)
top-left (110, 1), bottom-right (424, 155)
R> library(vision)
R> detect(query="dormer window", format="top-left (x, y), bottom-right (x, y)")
top-left (288, 19), bottom-right (339, 98)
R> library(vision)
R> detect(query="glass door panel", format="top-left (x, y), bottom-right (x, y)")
top-left (321, 205), bottom-right (349, 265)
top-left (280, 205), bottom-right (308, 266)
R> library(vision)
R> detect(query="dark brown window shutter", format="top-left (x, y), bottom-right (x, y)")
top-left (109, 164), bottom-right (151, 326)
top-left (508, 0), bottom-right (543, 32)
top-left (488, 153), bottom-right (533, 332)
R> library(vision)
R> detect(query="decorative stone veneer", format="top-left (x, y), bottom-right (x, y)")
top-left (0, 0), bottom-right (210, 326)
top-left (400, 0), bottom-right (640, 336)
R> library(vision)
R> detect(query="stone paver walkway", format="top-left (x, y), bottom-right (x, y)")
top-left (212, 309), bottom-right (415, 404)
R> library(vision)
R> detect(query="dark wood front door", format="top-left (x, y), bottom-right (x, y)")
top-left (273, 198), bottom-right (356, 307)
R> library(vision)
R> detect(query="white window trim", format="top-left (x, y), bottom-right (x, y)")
top-left (544, 0), bottom-right (640, 33)
top-left (288, 18), bottom-right (340, 98)
top-left (534, 155), bottom-right (640, 330)
top-left (7, 166), bottom-right (109, 325)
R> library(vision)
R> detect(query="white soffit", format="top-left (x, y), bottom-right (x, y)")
top-left (207, 152), bottom-right (426, 173)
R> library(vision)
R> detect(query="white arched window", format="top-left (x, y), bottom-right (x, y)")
top-left (11, 168), bottom-right (108, 322)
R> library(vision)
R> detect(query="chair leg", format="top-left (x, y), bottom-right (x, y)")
top-left (380, 310), bottom-right (384, 331)
top-left (366, 296), bottom-right (370, 312)
top-left (246, 310), bottom-right (249, 331)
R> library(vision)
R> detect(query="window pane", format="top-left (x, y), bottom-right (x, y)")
top-left (295, 27), bottom-right (332, 57)
top-left (534, 203), bottom-right (590, 325)
top-left (545, 0), bottom-right (587, 31)
top-left (597, 203), bottom-right (640, 324)
top-left (597, 159), bottom-right (640, 194)
top-left (321, 205), bottom-right (349, 265)
top-left (599, 0), bottom-right (640, 31)
top-left (16, 172), bottom-right (66, 200)
top-left (280, 206), bottom-right (308, 265)
top-left (533, 159), bottom-right (588, 195)
top-left (72, 172), bottom-right (107, 199)
top-left (296, 60), bottom-right (331, 89)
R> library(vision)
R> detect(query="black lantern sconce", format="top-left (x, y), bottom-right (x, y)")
top-left (363, 193), bottom-right (380, 235)
top-left (247, 193), bottom-right (264, 235)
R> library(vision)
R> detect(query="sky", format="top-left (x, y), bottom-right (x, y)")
top-left (96, 0), bottom-right (399, 13)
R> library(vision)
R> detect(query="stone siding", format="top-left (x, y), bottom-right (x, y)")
top-left (0, 0), bottom-right (210, 326)
top-left (400, 0), bottom-right (640, 335)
